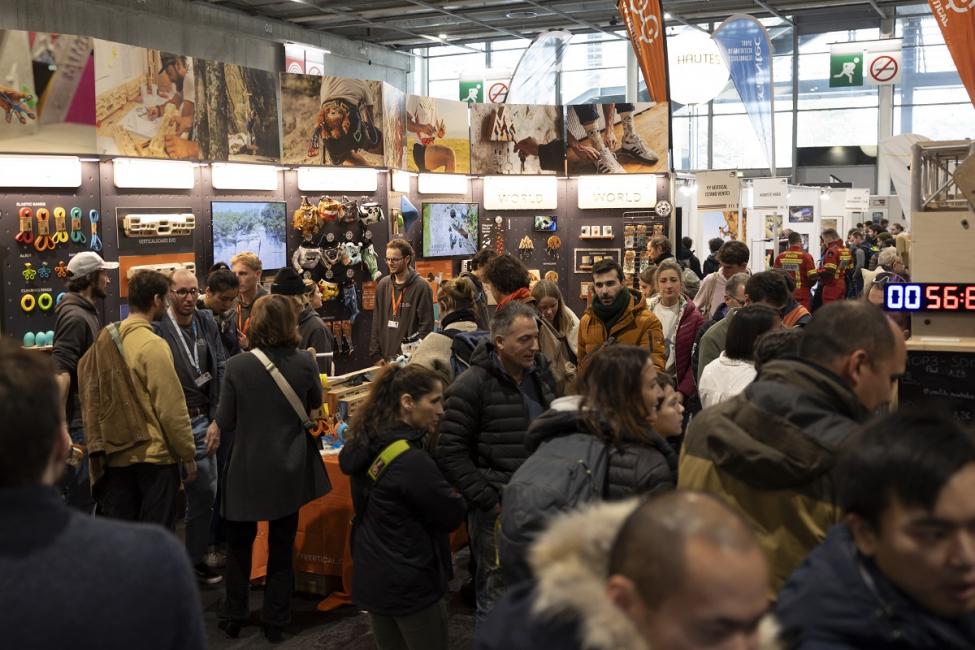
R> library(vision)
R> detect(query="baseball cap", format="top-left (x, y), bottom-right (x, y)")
top-left (270, 268), bottom-right (307, 296)
top-left (67, 252), bottom-right (119, 277)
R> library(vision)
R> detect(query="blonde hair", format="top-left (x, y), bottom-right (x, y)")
top-left (230, 252), bottom-right (262, 272)
top-left (437, 277), bottom-right (476, 313)
top-left (655, 259), bottom-right (684, 289)
top-left (531, 280), bottom-right (569, 332)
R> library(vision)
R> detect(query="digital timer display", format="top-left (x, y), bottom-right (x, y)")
top-left (884, 283), bottom-right (975, 313)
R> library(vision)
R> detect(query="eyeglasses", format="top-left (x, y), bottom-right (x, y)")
top-left (385, 257), bottom-right (404, 263)
top-left (171, 288), bottom-right (200, 298)
top-left (726, 295), bottom-right (745, 306)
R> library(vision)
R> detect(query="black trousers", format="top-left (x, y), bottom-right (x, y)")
top-left (95, 463), bottom-right (180, 529)
top-left (221, 512), bottom-right (300, 627)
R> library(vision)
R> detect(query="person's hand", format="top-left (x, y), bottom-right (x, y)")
top-left (514, 137), bottom-right (540, 157)
top-left (603, 127), bottom-right (619, 151)
top-left (146, 105), bottom-right (161, 120)
top-left (204, 421), bottom-right (221, 457)
top-left (417, 123), bottom-right (436, 138)
top-left (569, 140), bottom-right (599, 161)
top-left (182, 462), bottom-right (197, 484)
top-left (164, 135), bottom-right (199, 159)
top-left (238, 332), bottom-right (249, 350)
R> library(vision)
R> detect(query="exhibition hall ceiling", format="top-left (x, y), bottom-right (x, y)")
top-left (204, 0), bottom-right (913, 48)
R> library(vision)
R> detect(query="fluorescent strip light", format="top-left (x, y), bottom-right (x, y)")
top-left (417, 173), bottom-right (468, 195)
top-left (211, 163), bottom-right (279, 191)
top-left (297, 166), bottom-right (378, 192)
top-left (113, 158), bottom-right (195, 190)
top-left (0, 155), bottom-right (82, 188)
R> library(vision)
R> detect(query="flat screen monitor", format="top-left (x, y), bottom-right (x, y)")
top-left (211, 201), bottom-right (288, 271)
top-left (421, 203), bottom-right (479, 259)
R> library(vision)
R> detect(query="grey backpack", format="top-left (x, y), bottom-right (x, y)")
top-left (499, 433), bottom-right (610, 584)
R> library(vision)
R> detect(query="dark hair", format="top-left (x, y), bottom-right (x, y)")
top-left (745, 271), bottom-right (789, 308)
top-left (347, 364), bottom-right (442, 443)
top-left (754, 328), bottom-right (803, 374)
top-left (592, 258), bottom-right (624, 282)
top-left (770, 267), bottom-right (796, 293)
top-left (484, 254), bottom-right (530, 295)
top-left (438, 277), bottom-right (476, 313)
top-left (386, 238), bottom-right (415, 263)
top-left (717, 240), bottom-right (749, 266)
top-left (248, 294), bottom-right (300, 349)
top-left (848, 228), bottom-right (863, 239)
top-left (798, 301), bottom-right (896, 364)
top-left (822, 228), bottom-right (840, 241)
top-left (708, 237), bottom-right (724, 254)
top-left (608, 492), bottom-right (759, 609)
top-left (654, 372), bottom-right (674, 390)
top-left (128, 270), bottom-right (170, 312)
top-left (649, 236), bottom-right (671, 255)
top-left (208, 262), bottom-right (231, 274)
top-left (577, 345), bottom-right (655, 445)
top-left (67, 270), bottom-right (102, 293)
top-left (490, 302), bottom-right (537, 339)
top-left (0, 339), bottom-right (62, 488)
top-left (839, 408), bottom-right (975, 528)
top-left (470, 248), bottom-right (497, 271)
top-left (206, 268), bottom-right (239, 293)
top-left (639, 263), bottom-right (657, 286)
top-left (787, 231), bottom-right (803, 246)
top-left (681, 236), bottom-right (693, 251)
top-left (725, 304), bottom-right (780, 361)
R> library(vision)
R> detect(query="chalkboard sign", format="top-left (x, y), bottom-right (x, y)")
top-left (899, 350), bottom-right (975, 425)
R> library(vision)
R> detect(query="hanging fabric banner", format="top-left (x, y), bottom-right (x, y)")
top-left (712, 14), bottom-right (775, 175)
top-left (616, 0), bottom-right (669, 103)
top-left (928, 0), bottom-right (975, 107)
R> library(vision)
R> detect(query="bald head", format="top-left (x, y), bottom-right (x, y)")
top-left (169, 268), bottom-right (200, 320)
top-left (171, 268), bottom-right (198, 286)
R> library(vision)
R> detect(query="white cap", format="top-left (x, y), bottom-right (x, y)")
top-left (66, 252), bottom-right (119, 277)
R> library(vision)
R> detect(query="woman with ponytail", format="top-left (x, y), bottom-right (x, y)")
top-left (410, 277), bottom-right (483, 383)
top-left (339, 364), bottom-right (465, 650)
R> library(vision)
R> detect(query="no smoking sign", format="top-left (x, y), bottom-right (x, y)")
top-left (867, 53), bottom-right (901, 85)
top-left (488, 82), bottom-right (509, 103)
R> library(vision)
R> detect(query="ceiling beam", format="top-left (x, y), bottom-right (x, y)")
top-left (400, 0), bottom-right (529, 41)
top-left (520, 0), bottom-right (625, 40)
top-left (866, 0), bottom-right (887, 18)
top-left (667, 13), bottom-right (710, 33)
top-left (752, 0), bottom-right (795, 25)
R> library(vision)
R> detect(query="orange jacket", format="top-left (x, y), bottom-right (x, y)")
top-left (818, 240), bottom-right (853, 303)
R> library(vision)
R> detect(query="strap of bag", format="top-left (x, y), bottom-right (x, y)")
top-left (367, 439), bottom-right (411, 482)
top-left (251, 348), bottom-right (315, 431)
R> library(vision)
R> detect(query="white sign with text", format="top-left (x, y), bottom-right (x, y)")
top-left (482, 176), bottom-right (558, 210)
top-left (576, 174), bottom-right (657, 210)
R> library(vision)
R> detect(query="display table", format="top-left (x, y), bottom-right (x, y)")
top-left (251, 451), bottom-right (468, 612)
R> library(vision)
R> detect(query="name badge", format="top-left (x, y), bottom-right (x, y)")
top-left (195, 371), bottom-right (212, 388)
top-left (387, 320), bottom-right (400, 329)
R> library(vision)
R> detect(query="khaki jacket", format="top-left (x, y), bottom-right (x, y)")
top-left (576, 289), bottom-right (665, 371)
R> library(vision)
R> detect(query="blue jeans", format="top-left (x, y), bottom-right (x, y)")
top-left (185, 415), bottom-right (218, 565)
top-left (62, 425), bottom-right (94, 513)
top-left (468, 506), bottom-right (506, 625)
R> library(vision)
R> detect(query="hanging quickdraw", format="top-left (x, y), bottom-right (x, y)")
top-left (37, 262), bottom-right (52, 280)
top-left (52, 207), bottom-right (69, 244)
top-left (15, 207), bottom-right (34, 245)
top-left (70, 207), bottom-right (86, 244)
top-left (89, 209), bottom-right (103, 252)
top-left (22, 262), bottom-right (37, 281)
top-left (54, 260), bottom-right (68, 279)
top-left (34, 208), bottom-right (55, 251)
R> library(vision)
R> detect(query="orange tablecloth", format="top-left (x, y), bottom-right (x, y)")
top-left (251, 453), bottom-right (468, 612)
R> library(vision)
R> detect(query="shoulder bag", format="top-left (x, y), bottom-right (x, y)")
top-left (252, 348), bottom-right (320, 432)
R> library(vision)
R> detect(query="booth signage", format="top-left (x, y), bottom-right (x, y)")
top-left (482, 176), bottom-right (558, 210)
top-left (577, 175), bottom-right (657, 209)
top-left (668, 31), bottom-right (730, 106)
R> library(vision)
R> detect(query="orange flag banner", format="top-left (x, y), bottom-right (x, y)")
top-left (617, 0), bottom-right (670, 103)
top-left (928, 0), bottom-right (975, 107)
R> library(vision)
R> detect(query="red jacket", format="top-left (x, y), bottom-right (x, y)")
top-left (651, 296), bottom-right (705, 400)
top-left (774, 245), bottom-right (817, 309)
top-left (818, 240), bottom-right (853, 303)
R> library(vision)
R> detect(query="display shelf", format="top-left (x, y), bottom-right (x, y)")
top-left (578, 235), bottom-right (616, 241)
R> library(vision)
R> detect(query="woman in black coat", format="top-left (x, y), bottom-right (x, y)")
top-left (340, 364), bottom-right (465, 650)
top-left (216, 295), bottom-right (331, 642)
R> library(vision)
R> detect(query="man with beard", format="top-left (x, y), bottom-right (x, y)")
top-left (54, 252), bottom-right (118, 512)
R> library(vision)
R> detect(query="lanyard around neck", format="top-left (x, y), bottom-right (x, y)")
top-left (391, 283), bottom-right (405, 318)
top-left (168, 309), bottom-right (201, 373)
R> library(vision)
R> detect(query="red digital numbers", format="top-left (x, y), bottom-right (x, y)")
top-left (967, 286), bottom-right (975, 311)
top-left (925, 285), bottom-right (942, 310)
top-left (888, 284), bottom-right (975, 312)
top-left (944, 285), bottom-right (960, 310)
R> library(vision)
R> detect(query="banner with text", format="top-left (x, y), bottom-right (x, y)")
top-left (928, 0), bottom-right (975, 106)
top-left (713, 15), bottom-right (775, 175)
top-left (617, 0), bottom-right (669, 103)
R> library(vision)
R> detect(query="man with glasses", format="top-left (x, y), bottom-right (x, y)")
top-left (369, 238), bottom-right (434, 362)
top-left (156, 269), bottom-right (227, 585)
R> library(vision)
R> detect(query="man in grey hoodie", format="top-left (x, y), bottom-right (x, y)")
top-left (369, 238), bottom-right (434, 362)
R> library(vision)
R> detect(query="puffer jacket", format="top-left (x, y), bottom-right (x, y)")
top-left (777, 524), bottom-right (975, 649)
top-left (434, 340), bottom-right (556, 512)
top-left (648, 294), bottom-right (704, 400)
top-left (576, 289), bottom-right (665, 371)
top-left (475, 500), bottom-right (782, 650)
top-left (679, 359), bottom-right (869, 591)
top-left (526, 396), bottom-right (676, 500)
top-left (339, 423), bottom-right (466, 617)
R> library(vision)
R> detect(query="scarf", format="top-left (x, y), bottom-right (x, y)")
top-left (592, 287), bottom-right (631, 327)
top-left (497, 287), bottom-right (532, 309)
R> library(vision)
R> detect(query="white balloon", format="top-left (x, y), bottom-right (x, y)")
top-left (667, 30), bottom-right (730, 105)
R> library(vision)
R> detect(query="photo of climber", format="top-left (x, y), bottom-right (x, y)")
top-left (406, 95), bottom-right (470, 174)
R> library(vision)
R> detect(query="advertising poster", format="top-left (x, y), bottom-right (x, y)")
top-left (0, 30), bottom-right (96, 154)
top-left (193, 61), bottom-right (280, 162)
top-left (565, 102), bottom-right (669, 174)
top-left (95, 40), bottom-right (200, 159)
top-left (696, 170), bottom-right (742, 246)
top-left (382, 82), bottom-right (406, 170)
top-left (406, 95), bottom-right (470, 174)
top-left (280, 73), bottom-right (385, 167)
top-left (470, 103), bottom-right (563, 175)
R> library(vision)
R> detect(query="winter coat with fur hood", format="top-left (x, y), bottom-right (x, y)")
top-left (474, 500), bottom-right (781, 650)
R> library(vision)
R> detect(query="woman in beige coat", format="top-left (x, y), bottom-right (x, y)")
top-left (410, 277), bottom-right (482, 384)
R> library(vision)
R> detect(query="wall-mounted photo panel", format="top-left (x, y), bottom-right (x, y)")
top-left (406, 95), bottom-right (470, 174)
top-left (281, 73), bottom-right (385, 167)
top-left (0, 31), bottom-right (96, 154)
top-left (211, 200), bottom-right (288, 271)
top-left (565, 102), bottom-right (669, 175)
top-left (195, 61), bottom-right (280, 162)
top-left (470, 103), bottom-right (563, 175)
top-left (95, 40), bottom-right (200, 159)
top-left (382, 83), bottom-right (406, 170)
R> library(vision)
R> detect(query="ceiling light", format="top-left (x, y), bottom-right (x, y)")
top-left (438, 33), bottom-right (448, 40)
top-left (664, 12), bottom-right (672, 19)
top-left (505, 10), bottom-right (538, 19)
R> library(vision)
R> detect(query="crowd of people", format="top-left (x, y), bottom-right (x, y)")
top-left (5, 218), bottom-right (974, 650)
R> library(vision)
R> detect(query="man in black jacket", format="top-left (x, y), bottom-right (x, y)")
top-left (54, 251), bottom-right (118, 512)
top-left (435, 302), bottom-right (555, 624)
top-left (777, 409), bottom-right (975, 648)
top-left (0, 340), bottom-right (206, 649)
top-left (702, 237), bottom-right (723, 277)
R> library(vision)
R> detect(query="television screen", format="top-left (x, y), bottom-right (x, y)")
top-left (422, 203), bottom-right (479, 258)
top-left (211, 201), bottom-right (288, 271)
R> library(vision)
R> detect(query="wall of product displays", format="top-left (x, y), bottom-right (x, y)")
top-left (574, 248), bottom-right (622, 274)
top-left (122, 213), bottom-right (196, 237)
top-left (22, 330), bottom-right (56, 348)
top-left (580, 225), bottom-right (615, 240)
top-left (14, 206), bottom-right (102, 252)
top-left (292, 195), bottom-right (385, 282)
top-left (126, 262), bottom-right (197, 279)
top-left (19, 291), bottom-right (62, 313)
top-left (326, 320), bottom-right (357, 355)
top-left (518, 234), bottom-right (562, 262)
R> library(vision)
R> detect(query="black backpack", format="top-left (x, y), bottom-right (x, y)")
top-left (499, 433), bottom-right (610, 584)
top-left (442, 328), bottom-right (490, 379)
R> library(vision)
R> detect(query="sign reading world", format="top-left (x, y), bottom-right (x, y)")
top-left (483, 175), bottom-right (559, 210)
top-left (667, 30), bottom-right (730, 105)
top-left (577, 175), bottom-right (658, 209)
